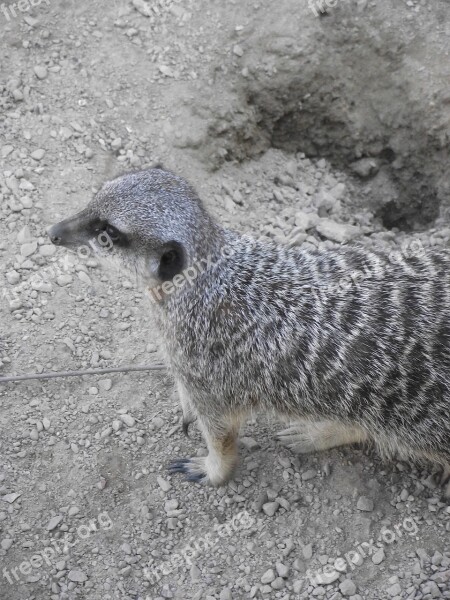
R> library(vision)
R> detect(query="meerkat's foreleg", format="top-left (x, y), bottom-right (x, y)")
top-left (169, 414), bottom-right (241, 486)
top-left (277, 419), bottom-right (369, 454)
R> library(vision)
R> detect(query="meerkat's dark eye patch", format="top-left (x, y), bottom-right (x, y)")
top-left (158, 241), bottom-right (185, 281)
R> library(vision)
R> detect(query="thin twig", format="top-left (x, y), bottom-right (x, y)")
top-left (0, 364), bottom-right (166, 384)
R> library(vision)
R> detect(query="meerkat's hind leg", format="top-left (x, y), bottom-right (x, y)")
top-left (175, 380), bottom-right (197, 437)
top-left (169, 415), bottom-right (241, 486)
top-left (276, 420), bottom-right (369, 454)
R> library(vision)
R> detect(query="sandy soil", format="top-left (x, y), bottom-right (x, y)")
top-left (0, 1), bottom-right (449, 599)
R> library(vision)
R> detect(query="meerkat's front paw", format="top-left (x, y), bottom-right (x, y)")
top-left (169, 457), bottom-right (208, 483)
top-left (168, 453), bottom-right (235, 486)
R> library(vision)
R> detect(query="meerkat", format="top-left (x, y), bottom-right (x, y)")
top-left (48, 168), bottom-right (450, 496)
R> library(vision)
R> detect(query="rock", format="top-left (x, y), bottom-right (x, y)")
top-left (161, 584), bottom-right (173, 598)
top-left (67, 569), bottom-right (87, 583)
top-left (190, 564), bottom-right (201, 582)
top-left (276, 562), bottom-right (289, 578)
top-left (350, 158), bottom-right (379, 178)
top-left (372, 548), bottom-right (385, 564)
top-left (261, 568), bottom-right (275, 584)
top-left (111, 138), bottom-right (122, 150)
top-left (1, 538), bottom-right (13, 550)
top-left (356, 496), bottom-right (374, 512)
top-left (56, 274), bottom-right (73, 287)
top-left (262, 501), bottom-right (279, 516)
top-left (17, 226), bottom-right (32, 243)
top-left (19, 178), bottom-right (34, 191)
top-left (34, 65), bottom-right (48, 80)
top-left (271, 576), bottom-right (285, 589)
top-left (387, 583), bottom-right (402, 596)
top-left (31, 149), bottom-right (46, 161)
top-left (159, 65), bottom-right (176, 78)
top-left (311, 585), bottom-right (326, 596)
top-left (302, 469), bottom-right (317, 481)
top-left (21, 196), bottom-right (33, 209)
top-left (1, 145), bottom-right (14, 158)
top-left (99, 379), bottom-right (112, 391)
top-left (39, 245), bottom-right (56, 257)
top-left (240, 436), bottom-right (260, 451)
top-left (253, 490), bottom-right (268, 512)
top-left (219, 589), bottom-right (232, 600)
top-left (165, 499), bottom-right (179, 512)
top-left (9, 299), bottom-right (22, 311)
top-left (77, 271), bottom-right (92, 285)
top-left (132, 0), bottom-right (152, 16)
top-left (120, 414), bottom-right (135, 427)
top-left (339, 579), bottom-right (357, 596)
top-left (294, 210), bottom-right (318, 231)
top-left (152, 416), bottom-right (164, 429)
top-left (6, 271), bottom-right (20, 285)
top-left (233, 44), bottom-right (244, 57)
top-left (30, 429), bottom-right (39, 441)
top-left (1, 493), bottom-right (21, 504)
top-left (47, 515), bottom-right (63, 530)
top-left (157, 476), bottom-right (171, 492)
top-left (302, 543), bottom-right (313, 560)
top-left (315, 219), bottom-right (362, 244)
top-left (422, 581), bottom-right (441, 597)
top-left (20, 241), bottom-right (37, 257)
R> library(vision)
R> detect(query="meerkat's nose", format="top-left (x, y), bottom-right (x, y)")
top-left (48, 222), bottom-right (65, 245)
top-left (47, 209), bottom-right (92, 247)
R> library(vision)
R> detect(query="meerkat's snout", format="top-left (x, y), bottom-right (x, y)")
top-left (48, 209), bottom-right (96, 248)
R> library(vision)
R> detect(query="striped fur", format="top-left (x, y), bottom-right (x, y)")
top-left (49, 169), bottom-right (450, 493)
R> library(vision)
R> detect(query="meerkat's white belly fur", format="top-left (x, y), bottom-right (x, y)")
top-left (161, 233), bottom-right (450, 494)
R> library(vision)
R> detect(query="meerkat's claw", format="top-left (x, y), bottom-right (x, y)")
top-left (182, 419), bottom-right (191, 437)
top-left (168, 458), bottom-right (208, 483)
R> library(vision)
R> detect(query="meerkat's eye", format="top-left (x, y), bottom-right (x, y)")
top-left (104, 224), bottom-right (121, 242)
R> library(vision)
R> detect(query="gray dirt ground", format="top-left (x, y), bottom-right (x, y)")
top-left (0, 1), bottom-right (449, 599)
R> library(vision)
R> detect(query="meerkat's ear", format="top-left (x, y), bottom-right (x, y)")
top-left (157, 241), bottom-right (186, 281)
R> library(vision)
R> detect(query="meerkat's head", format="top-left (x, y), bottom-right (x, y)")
top-left (48, 168), bottom-right (220, 287)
